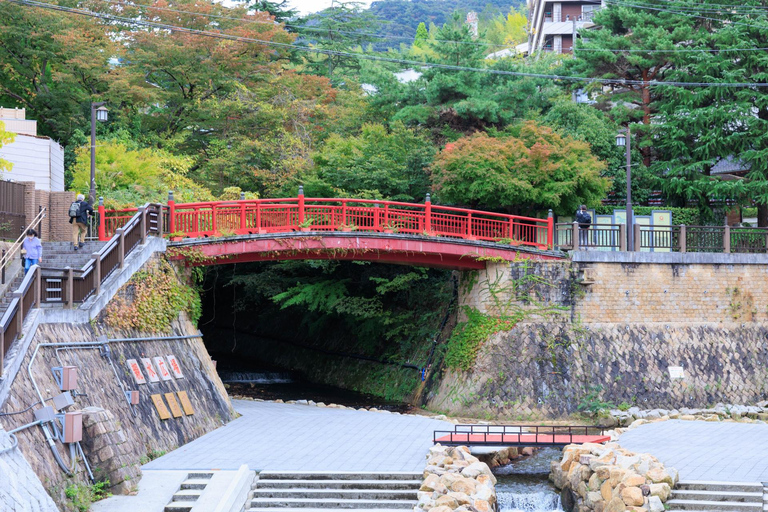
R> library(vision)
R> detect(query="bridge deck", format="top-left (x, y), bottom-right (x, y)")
top-left (434, 424), bottom-right (609, 447)
top-left (433, 432), bottom-right (611, 447)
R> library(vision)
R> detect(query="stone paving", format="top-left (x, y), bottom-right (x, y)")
top-left (619, 419), bottom-right (768, 483)
top-left (144, 399), bottom-right (452, 472)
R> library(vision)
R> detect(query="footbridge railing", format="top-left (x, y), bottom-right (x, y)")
top-left (433, 424), bottom-right (610, 447)
top-left (0, 203), bottom-right (161, 373)
top-left (101, 191), bottom-right (555, 250)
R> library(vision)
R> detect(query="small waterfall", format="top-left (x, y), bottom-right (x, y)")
top-left (498, 491), bottom-right (562, 512)
top-left (218, 371), bottom-right (294, 384)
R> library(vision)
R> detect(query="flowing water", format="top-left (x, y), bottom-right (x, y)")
top-left (495, 447), bottom-right (564, 512)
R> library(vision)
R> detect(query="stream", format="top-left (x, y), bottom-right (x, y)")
top-left (495, 448), bottom-right (564, 512)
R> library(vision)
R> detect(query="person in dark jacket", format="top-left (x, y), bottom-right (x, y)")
top-left (575, 204), bottom-right (592, 248)
top-left (69, 194), bottom-right (94, 251)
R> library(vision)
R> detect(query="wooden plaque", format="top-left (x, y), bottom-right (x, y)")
top-left (150, 394), bottom-right (171, 420)
top-left (164, 393), bottom-right (183, 418)
top-left (177, 391), bottom-right (195, 416)
top-left (154, 357), bottom-right (173, 381)
top-left (126, 359), bottom-right (146, 385)
top-left (141, 358), bottom-right (160, 383)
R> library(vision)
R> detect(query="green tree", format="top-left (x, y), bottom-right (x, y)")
top-left (298, 1), bottom-right (381, 82)
top-left (570, 1), bottom-right (696, 166)
top-left (484, 8), bottom-right (527, 47)
top-left (413, 22), bottom-right (429, 48)
top-left (249, 0), bottom-right (297, 23)
top-left (311, 122), bottom-right (434, 201)
top-left (69, 141), bottom-right (214, 208)
top-left (431, 121), bottom-right (609, 215)
top-left (651, 1), bottom-right (768, 225)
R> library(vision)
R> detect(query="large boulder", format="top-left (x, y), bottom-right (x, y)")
top-left (620, 487), bottom-right (644, 507)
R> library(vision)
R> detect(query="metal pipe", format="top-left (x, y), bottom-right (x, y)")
top-left (41, 423), bottom-right (73, 476)
top-left (8, 420), bottom-right (41, 434)
top-left (0, 433), bottom-right (18, 455)
top-left (76, 441), bottom-right (94, 482)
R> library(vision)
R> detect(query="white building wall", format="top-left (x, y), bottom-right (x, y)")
top-left (0, 134), bottom-right (65, 191)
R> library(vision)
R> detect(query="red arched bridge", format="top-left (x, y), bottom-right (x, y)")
top-left (100, 194), bottom-right (562, 269)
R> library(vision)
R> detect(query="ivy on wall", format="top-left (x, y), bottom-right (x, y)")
top-left (104, 259), bottom-right (201, 332)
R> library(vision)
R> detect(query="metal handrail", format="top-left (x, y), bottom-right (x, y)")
top-left (433, 424), bottom-right (607, 446)
top-left (0, 207), bottom-right (47, 282)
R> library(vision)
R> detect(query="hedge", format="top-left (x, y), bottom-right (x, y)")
top-left (594, 206), bottom-right (701, 226)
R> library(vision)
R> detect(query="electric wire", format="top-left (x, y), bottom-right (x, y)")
top-left (5, 0), bottom-right (768, 87)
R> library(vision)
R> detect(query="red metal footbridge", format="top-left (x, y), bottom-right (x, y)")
top-left (434, 425), bottom-right (611, 447)
top-left (100, 192), bottom-right (563, 269)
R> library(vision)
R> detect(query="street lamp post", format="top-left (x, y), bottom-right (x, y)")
top-left (90, 102), bottom-right (109, 205)
top-left (616, 127), bottom-right (633, 251)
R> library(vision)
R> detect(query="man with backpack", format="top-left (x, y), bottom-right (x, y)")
top-left (69, 194), bottom-right (94, 251)
top-left (575, 204), bottom-right (592, 248)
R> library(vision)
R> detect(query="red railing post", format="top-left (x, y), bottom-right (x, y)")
top-left (168, 191), bottom-right (176, 235)
top-left (425, 193), bottom-right (432, 235)
top-left (383, 203), bottom-right (389, 229)
top-left (298, 186), bottom-right (305, 226)
top-left (240, 201), bottom-right (246, 233)
top-left (547, 209), bottom-right (554, 249)
top-left (98, 197), bottom-right (106, 241)
top-left (466, 212), bottom-right (472, 239)
top-left (256, 201), bottom-right (262, 233)
top-left (374, 203), bottom-right (380, 230)
top-left (211, 204), bottom-right (217, 235)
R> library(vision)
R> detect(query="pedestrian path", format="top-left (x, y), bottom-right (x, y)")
top-left (618, 419), bottom-right (768, 482)
top-left (144, 399), bottom-right (452, 472)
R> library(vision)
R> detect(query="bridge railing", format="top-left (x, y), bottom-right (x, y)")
top-left (103, 194), bottom-right (555, 250)
top-left (433, 424), bottom-right (608, 446)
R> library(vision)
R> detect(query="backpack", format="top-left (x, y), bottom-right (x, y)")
top-left (576, 210), bottom-right (591, 226)
top-left (68, 201), bottom-right (81, 218)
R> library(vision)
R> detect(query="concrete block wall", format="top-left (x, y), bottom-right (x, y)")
top-left (0, 431), bottom-right (58, 512)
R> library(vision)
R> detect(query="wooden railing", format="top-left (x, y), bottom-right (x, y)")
top-left (557, 222), bottom-right (768, 254)
top-left (0, 204), bottom-right (161, 374)
top-left (103, 195), bottom-right (555, 251)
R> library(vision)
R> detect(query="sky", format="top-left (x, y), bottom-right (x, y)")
top-left (288, 0), bottom-right (373, 15)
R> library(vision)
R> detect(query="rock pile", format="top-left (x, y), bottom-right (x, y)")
top-left (550, 442), bottom-right (677, 512)
top-left (417, 444), bottom-right (498, 512)
top-left (603, 401), bottom-right (768, 427)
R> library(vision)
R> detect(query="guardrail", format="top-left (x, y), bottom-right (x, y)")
top-left (557, 222), bottom-right (768, 254)
top-left (0, 204), bottom-right (162, 375)
top-left (433, 424), bottom-right (608, 447)
top-left (102, 193), bottom-right (555, 251)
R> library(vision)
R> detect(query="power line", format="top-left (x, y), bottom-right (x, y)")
top-left (605, 0), bottom-right (768, 29)
top-left (5, 0), bottom-right (768, 88)
top-left (93, 0), bottom-right (515, 50)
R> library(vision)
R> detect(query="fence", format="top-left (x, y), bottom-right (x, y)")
top-left (0, 180), bottom-right (26, 240)
top-left (0, 204), bottom-right (161, 375)
top-left (557, 222), bottom-right (768, 254)
top-left (103, 195), bottom-right (555, 251)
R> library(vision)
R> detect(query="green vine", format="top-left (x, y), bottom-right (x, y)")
top-left (104, 259), bottom-right (201, 332)
top-left (444, 307), bottom-right (522, 371)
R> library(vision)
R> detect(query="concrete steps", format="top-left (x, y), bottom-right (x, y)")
top-left (668, 481), bottom-right (764, 511)
top-left (248, 472), bottom-right (421, 511)
top-left (163, 472), bottom-right (214, 512)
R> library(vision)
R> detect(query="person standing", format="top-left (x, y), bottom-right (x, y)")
top-left (21, 229), bottom-right (42, 274)
top-left (69, 193), bottom-right (94, 251)
top-left (575, 204), bottom-right (592, 248)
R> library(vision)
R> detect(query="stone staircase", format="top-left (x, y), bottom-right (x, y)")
top-left (247, 471), bottom-right (421, 511)
top-left (667, 481), bottom-right (764, 511)
top-left (163, 471), bottom-right (214, 512)
top-left (40, 241), bottom-right (106, 270)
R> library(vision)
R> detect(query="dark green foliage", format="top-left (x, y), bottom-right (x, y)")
top-left (594, 206), bottom-right (701, 226)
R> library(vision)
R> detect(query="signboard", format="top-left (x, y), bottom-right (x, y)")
top-left (141, 358), bottom-right (160, 383)
top-left (166, 355), bottom-right (184, 379)
top-left (126, 359), bottom-right (146, 385)
top-left (154, 357), bottom-right (173, 381)
top-left (150, 394), bottom-right (171, 420)
top-left (164, 393), bottom-right (183, 418)
top-left (177, 391), bottom-right (195, 416)
top-left (668, 366), bottom-right (685, 380)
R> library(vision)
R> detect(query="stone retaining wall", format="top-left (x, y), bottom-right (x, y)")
top-left (426, 320), bottom-right (768, 418)
top-left (418, 444), bottom-right (497, 512)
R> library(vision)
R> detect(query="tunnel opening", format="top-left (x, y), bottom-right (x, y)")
top-left (198, 259), bottom-right (457, 409)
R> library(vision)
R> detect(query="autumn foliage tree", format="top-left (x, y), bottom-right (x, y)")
top-left (430, 121), bottom-right (609, 215)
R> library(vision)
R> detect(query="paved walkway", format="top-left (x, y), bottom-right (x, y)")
top-left (619, 419), bottom-right (768, 482)
top-left (144, 399), bottom-right (451, 472)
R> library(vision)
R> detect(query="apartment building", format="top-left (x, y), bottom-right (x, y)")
top-left (527, 0), bottom-right (602, 54)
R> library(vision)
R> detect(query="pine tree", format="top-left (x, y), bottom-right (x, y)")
top-left (414, 22), bottom-right (429, 48)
